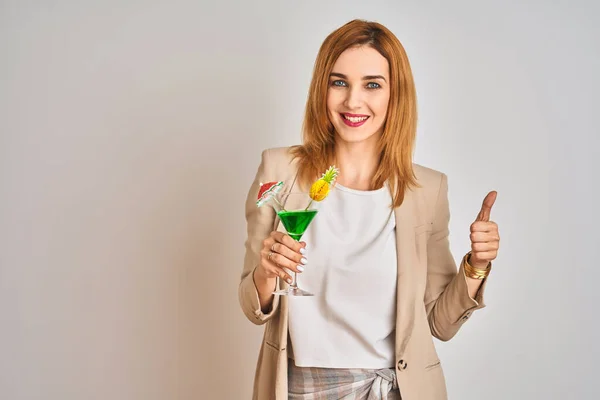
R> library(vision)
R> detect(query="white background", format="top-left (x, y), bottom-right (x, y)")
top-left (1, 0), bottom-right (598, 399)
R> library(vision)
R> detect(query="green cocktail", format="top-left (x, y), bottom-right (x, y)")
top-left (277, 210), bottom-right (318, 241)
top-left (272, 206), bottom-right (318, 296)
top-left (256, 166), bottom-right (339, 296)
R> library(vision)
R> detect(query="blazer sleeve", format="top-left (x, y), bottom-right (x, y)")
top-left (424, 173), bottom-right (489, 341)
top-left (238, 149), bottom-right (281, 325)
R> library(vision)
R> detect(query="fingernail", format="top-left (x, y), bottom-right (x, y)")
top-left (299, 248), bottom-right (306, 255)
top-left (297, 265), bottom-right (304, 272)
top-left (286, 278), bottom-right (293, 284)
top-left (300, 257), bottom-right (308, 265)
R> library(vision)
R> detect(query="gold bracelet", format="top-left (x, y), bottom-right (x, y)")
top-left (463, 252), bottom-right (491, 280)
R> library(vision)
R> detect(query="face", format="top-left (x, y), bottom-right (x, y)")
top-left (326, 45), bottom-right (391, 146)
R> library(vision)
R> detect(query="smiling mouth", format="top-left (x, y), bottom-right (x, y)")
top-left (340, 113), bottom-right (369, 127)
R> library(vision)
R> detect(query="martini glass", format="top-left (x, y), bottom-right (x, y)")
top-left (270, 192), bottom-right (318, 297)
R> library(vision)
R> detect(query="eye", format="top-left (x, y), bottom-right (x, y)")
top-left (366, 82), bottom-right (381, 89)
top-left (331, 80), bottom-right (347, 87)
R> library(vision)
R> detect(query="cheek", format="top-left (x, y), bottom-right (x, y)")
top-left (327, 91), bottom-right (342, 113)
top-left (373, 94), bottom-right (390, 118)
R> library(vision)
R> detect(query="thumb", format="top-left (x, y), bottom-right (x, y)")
top-left (475, 191), bottom-right (497, 222)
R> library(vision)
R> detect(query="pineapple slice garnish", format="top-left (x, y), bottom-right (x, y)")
top-left (309, 166), bottom-right (339, 202)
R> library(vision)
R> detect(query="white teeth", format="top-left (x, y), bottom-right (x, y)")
top-left (344, 115), bottom-right (368, 123)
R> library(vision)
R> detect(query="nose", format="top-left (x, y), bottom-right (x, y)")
top-left (344, 86), bottom-right (363, 110)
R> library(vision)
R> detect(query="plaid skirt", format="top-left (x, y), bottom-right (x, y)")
top-left (288, 358), bottom-right (401, 400)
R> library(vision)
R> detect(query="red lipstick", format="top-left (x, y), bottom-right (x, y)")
top-left (340, 113), bottom-right (369, 127)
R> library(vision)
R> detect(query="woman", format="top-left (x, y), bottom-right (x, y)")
top-left (239, 19), bottom-right (500, 400)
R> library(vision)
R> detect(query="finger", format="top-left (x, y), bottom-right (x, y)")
top-left (262, 237), bottom-right (276, 252)
top-left (269, 252), bottom-right (306, 274)
top-left (276, 268), bottom-right (293, 284)
top-left (469, 231), bottom-right (500, 243)
top-left (470, 221), bottom-right (498, 233)
top-left (476, 191), bottom-right (497, 222)
top-left (471, 242), bottom-right (500, 252)
top-left (271, 241), bottom-right (307, 266)
top-left (261, 257), bottom-right (294, 283)
top-left (299, 241), bottom-right (308, 254)
top-left (271, 231), bottom-right (306, 254)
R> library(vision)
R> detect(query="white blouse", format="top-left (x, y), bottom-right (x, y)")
top-left (288, 182), bottom-right (398, 369)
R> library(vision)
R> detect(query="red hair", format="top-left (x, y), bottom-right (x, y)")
top-left (291, 19), bottom-right (419, 207)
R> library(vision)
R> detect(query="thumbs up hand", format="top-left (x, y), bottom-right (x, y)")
top-left (469, 191), bottom-right (500, 269)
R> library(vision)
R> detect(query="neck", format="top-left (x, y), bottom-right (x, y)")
top-left (333, 139), bottom-right (380, 191)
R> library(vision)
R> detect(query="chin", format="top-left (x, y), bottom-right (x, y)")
top-left (335, 128), bottom-right (379, 144)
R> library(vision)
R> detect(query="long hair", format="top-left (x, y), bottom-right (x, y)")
top-left (290, 19), bottom-right (419, 208)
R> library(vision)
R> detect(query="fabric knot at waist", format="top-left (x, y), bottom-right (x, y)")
top-left (374, 368), bottom-right (399, 391)
top-left (288, 359), bottom-right (400, 399)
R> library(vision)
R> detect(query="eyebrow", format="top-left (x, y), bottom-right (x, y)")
top-left (330, 72), bottom-right (387, 82)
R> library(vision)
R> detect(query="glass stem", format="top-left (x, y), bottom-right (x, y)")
top-left (289, 238), bottom-right (299, 290)
top-left (290, 272), bottom-right (298, 289)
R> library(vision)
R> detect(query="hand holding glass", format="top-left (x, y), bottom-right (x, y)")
top-left (269, 192), bottom-right (318, 296)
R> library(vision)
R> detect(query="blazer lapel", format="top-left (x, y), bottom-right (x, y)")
top-left (393, 187), bottom-right (419, 355)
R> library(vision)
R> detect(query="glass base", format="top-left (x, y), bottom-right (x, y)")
top-left (273, 286), bottom-right (314, 296)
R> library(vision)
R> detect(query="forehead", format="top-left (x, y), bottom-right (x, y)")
top-left (332, 46), bottom-right (389, 77)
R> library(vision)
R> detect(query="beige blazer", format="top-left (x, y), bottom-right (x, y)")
top-left (239, 147), bottom-right (488, 400)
